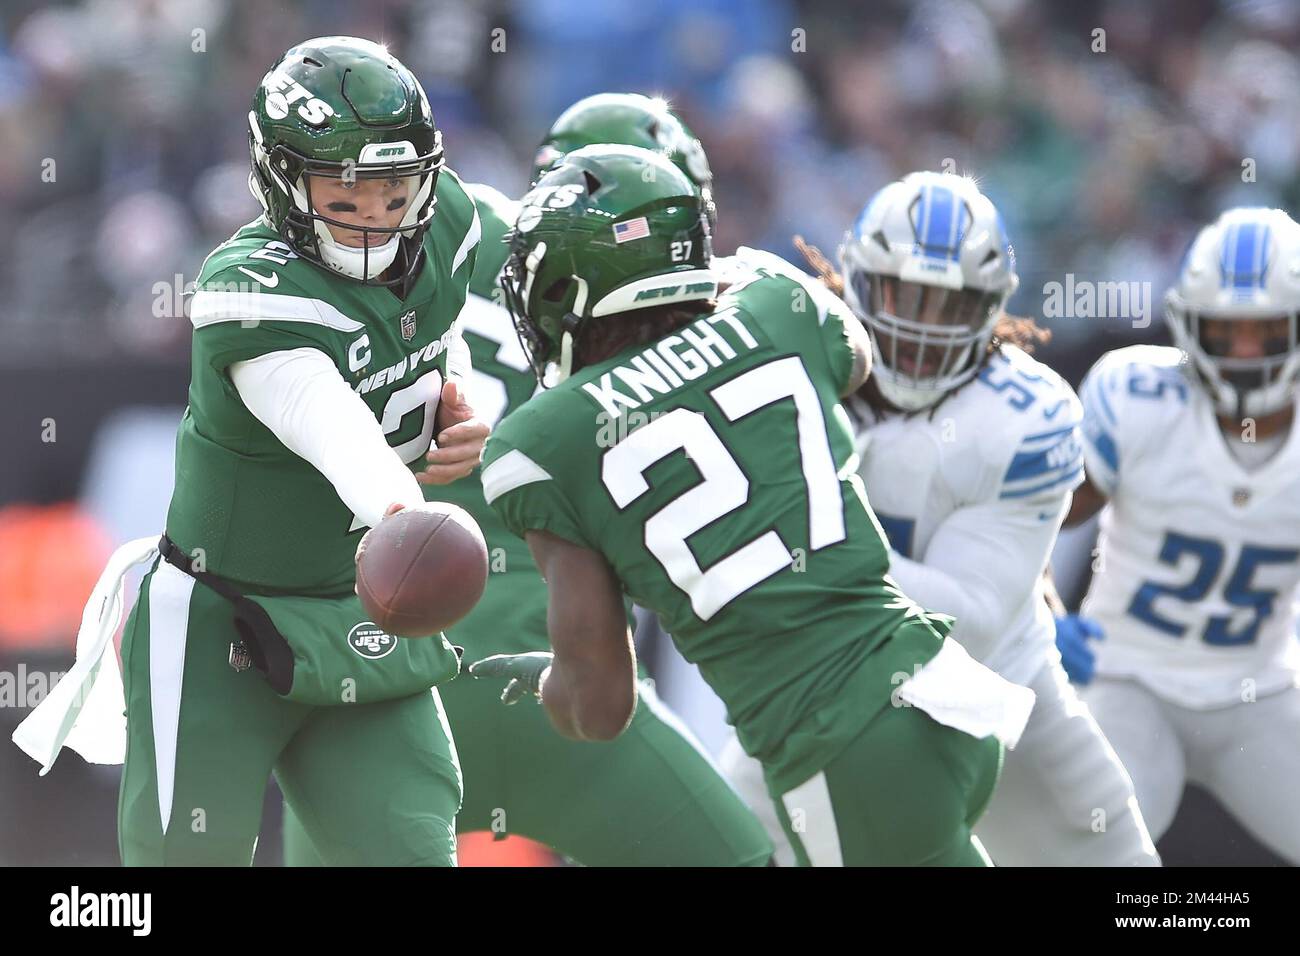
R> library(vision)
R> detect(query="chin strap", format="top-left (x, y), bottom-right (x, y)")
top-left (558, 331), bottom-right (575, 382)
top-left (555, 277), bottom-right (590, 383)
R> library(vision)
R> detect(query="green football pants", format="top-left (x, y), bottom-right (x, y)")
top-left (118, 559), bottom-right (462, 866)
top-left (284, 669), bottom-right (772, 866)
top-left (773, 701), bottom-right (1003, 866)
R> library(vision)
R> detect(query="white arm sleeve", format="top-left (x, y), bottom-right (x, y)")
top-left (445, 322), bottom-right (473, 384)
top-left (885, 491), bottom-right (1070, 662)
top-left (229, 347), bottom-right (424, 530)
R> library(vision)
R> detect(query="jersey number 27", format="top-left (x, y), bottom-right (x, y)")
top-left (600, 356), bottom-right (845, 620)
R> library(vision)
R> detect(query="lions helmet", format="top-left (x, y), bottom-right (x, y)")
top-left (839, 171), bottom-right (1018, 412)
top-left (1165, 206), bottom-right (1300, 419)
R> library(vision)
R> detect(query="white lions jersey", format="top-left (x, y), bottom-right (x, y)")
top-left (853, 345), bottom-right (1085, 686)
top-left (1079, 345), bottom-right (1300, 708)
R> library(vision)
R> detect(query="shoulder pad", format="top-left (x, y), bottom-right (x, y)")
top-left (1077, 345), bottom-right (1189, 495)
top-left (191, 235), bottom-right (365, 332)
top-left (433, 167), bottom-right (481, 277)
top-left (970, 348), bottom-right (1085, 501)
top-left (464, 180), bottom-right (521, 227)
top-left (720, 246), bottom-right (848, 326)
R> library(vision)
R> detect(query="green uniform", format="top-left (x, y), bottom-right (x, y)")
top-left (481, 264), bottom-right (1000, 865)
top-left (118, 168), bottom-right (480, 866)
top-left (283, 181), bottom-right (773, 866)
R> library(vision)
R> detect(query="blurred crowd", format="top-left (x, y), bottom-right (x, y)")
top-left (2, 0), bottom-right (1299, 864)
top-left (3, 0), bottom-right (1300, 366)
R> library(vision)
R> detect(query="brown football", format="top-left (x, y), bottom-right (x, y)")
top-left (355, 502), bottom-right (489, 637)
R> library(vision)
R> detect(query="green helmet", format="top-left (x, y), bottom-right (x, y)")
top-left (503, 144), bottom-right (715, 381)
top-left (531, 93), bottom-right (716, 227)
top-left (247, 36), bottom-right (444, 287)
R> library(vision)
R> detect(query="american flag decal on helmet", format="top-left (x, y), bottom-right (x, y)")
top-left (613, 217), bottom-right (650, 243)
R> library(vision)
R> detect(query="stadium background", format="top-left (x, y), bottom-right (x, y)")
top-left (0, 0), bottom-right (1294, 865)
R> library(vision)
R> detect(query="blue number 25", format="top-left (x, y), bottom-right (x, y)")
top-left (1127, 531), bottom-right (1299, 646)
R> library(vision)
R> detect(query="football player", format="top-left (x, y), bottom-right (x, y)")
top-left (283, 93), bottom-right (774, 866)
top-left (469, 145), bottom-right (1036, 866)
top-left (717, 172), bottom-right (1158, 866)
top-left (1063, 206), bottom-right (1300, 863)
top-left (103, 37), bottom-right (485, 865)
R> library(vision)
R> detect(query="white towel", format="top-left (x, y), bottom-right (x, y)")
top-left (11, 536), bottom-right (159, 775)
top-left (896, 636), bottom-right (1037, 749)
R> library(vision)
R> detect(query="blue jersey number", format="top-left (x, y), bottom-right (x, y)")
top-left (977, 359), bottom-right (1070, 419)
top-left (1127, 367), bottom-right (1189, 402)
top-left (977, 361), bottom-right (1037, 411)
top-left (1127, 531), bottom-right (1299, 645)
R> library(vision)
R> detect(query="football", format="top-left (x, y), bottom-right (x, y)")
top-left (355, 502), bottom-right (490, 637)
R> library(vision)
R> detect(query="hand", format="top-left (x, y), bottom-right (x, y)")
top-left (418, 379), bottom-right (489, 485)
top-left (354, 502), bottom-right (407, 591)
top-left (467, 651), bottom-right (554, 705)
top-left (1055, 614), bottom-right (1104, 685)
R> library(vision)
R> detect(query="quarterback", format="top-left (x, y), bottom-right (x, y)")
top-left (27, 37), bottom-right (490, 866)
top-left (1064, 206), bottom-right (1300, 863)
top-left (470, 145), bottom-right (1035, 866)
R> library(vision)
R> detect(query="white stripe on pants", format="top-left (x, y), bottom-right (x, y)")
top-left (146, 561), bottom-right (194, 836)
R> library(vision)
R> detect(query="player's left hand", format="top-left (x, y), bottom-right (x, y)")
top-left (1055, 614), bottom-right (1104, 685)
top-left (467, 651), bottom-right (553, 705)
top-left (418, 379), bottom-right (489, 485)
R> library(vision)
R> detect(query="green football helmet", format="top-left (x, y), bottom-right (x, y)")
top-left (503, 144), bottom-right (715, 382)
top-left (532, 93), bottom-right (716, 228)
top-left (247, 36), bottom-right (444, 287)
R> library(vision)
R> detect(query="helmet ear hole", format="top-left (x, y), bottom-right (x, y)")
top-left (582, 171), bottom-right (602, 195)
top-left (542, 278), bottom-right (571, 303)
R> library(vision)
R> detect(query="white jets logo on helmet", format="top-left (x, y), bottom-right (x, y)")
top-left (262, 70), bottom-right (336, 126)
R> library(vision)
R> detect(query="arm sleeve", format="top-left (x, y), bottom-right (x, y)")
top-left (445, 320), bottom-right (473, 384)
top-left (885, 489), bottom-right (1071, 663)
top-left (229, 347), bottom-right (424, 530)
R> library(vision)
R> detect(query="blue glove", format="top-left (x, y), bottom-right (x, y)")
top-left (1055, 614), bottom-right (1104, 685)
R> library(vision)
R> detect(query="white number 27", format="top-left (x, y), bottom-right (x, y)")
top-left (600, 357), bottom-right (845, 620)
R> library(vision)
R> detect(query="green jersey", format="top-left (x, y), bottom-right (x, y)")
top-left (430, 183), bottom-right (548, 657)
top-left (481, 263), bottom-right (948, 792)
top-left (165, 168), bottom-right (481, 596)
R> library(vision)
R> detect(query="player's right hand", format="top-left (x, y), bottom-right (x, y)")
top-left (354, 501), bottom-right (408, 593)
top-left (1055, 614), bottom-right (1104, 685)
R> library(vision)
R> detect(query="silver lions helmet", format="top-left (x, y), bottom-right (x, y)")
top-left (1165, 206), bottom-right (1300, 419)
top-left (839, 171), bottom-right (1018, 411)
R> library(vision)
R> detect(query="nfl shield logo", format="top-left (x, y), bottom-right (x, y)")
top-left (400, 310), bottom-right (418, 341)
top-left (228, 641), bottom-right (252, 673)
